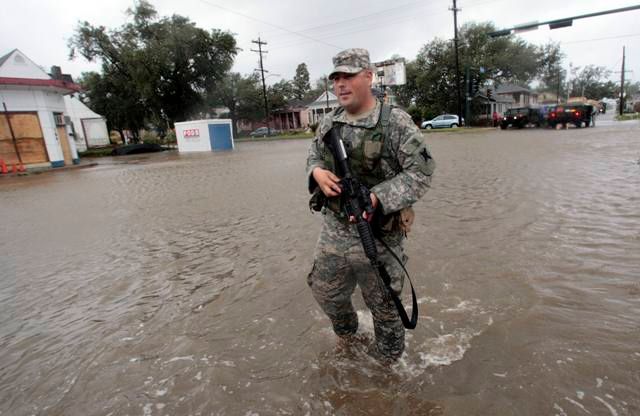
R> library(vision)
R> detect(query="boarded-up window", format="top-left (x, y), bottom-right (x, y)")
top-left (0, 113), bottom-right (49, 165)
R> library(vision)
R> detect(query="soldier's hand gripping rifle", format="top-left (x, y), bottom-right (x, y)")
top-left (322, 127), bottom-right (418, 329)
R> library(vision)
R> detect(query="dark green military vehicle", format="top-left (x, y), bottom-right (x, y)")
top-left (500, 107), bottom-right (542, 129)
top-left (547, 104), bottom-right (595, 128)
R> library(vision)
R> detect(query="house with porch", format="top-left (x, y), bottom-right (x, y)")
top-left (306, 91), bottom-right (339, 126)
top-left (272, 98), bottom-right (310, 131)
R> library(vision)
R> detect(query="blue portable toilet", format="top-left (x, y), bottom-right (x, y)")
top-left (175, 119), bottom-right (234, 152)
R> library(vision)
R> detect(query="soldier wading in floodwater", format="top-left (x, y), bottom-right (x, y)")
top-left (306, 48), bottom-right (435, 362)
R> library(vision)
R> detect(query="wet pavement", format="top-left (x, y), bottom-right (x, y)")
top-left (1, 117), bottom-right (639, 415)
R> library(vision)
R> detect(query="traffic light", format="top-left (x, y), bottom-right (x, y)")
top-left (487, 88), bottom-right (493, 100)
top-left (468, 77), bottom-right (480, 96)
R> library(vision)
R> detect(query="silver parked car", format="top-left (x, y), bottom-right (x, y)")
top-left (421, 114), bottom-right (463, 129)
top-left (249, 127), bottom-right (280, 137)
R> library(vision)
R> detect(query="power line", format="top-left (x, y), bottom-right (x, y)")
top-left (267, 0), bottom-right (506, 43)
top-left (265, 0), bottom-right (430, 40)
top-left (196, 0), bottom-right (343, 50)
top-left (269, 0), bottom-right (510, 51)
top-left (270, 6), bottom-right (454, 50)
top-left (559, 32), bottom-right (640, 45)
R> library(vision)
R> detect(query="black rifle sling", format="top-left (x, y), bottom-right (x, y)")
top-left (376, 103), bottom-right (419, 329)
top-left (375, 237), bottom-right (418, 329)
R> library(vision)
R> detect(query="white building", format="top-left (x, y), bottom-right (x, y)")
top-left (306, 91), bottom-right (339, 125)
top-left (174, 119), bottom-right (234, 152)
top-left (64, 94), bottom-right (109, 152)
top-left (0, 49), bottom-right (80, 168)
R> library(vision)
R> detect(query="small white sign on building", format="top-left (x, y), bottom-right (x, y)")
top-left (174, 119), bottom-right (234, 152)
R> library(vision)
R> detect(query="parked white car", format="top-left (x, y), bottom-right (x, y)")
top-left (421, 114), bottom-right (464, 129)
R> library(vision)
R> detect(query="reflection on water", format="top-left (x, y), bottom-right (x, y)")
top-left (1, 122), bottom-right (639, 415)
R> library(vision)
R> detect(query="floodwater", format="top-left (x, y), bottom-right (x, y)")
top-left (1, 119), bottom-right (639, 415)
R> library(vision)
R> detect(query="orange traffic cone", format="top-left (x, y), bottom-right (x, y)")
top-left (0, 159), bottom-right (7, 174)
top-left (18, 163), bottom-right (26, 172)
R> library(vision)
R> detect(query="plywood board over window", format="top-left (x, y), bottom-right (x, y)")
top-left (53, 112), bottom-right (72, 164)
top-left (0, 113), bottom-right (49, 165)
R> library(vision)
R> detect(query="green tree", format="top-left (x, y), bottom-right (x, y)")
top-left (537, 42), bottom-right (566, 96)
top-left (625, 81), bottom-right (640, 98)
top-left (305, 76), bottom-right (332, 102)
top-left (390, 61), bottom-right (418, 109)
top-left (292, 63), bottom-right (311, 100)
top-left (77, 71), bottom-right (147, 143)
top-left (568, 65), bottom-right (616, 99)
top-left (211, 72), bottom-right (263, 136)
top-left (409, 38), bottom-right (458, 118)
top-left (457, 22), bottom-right (543, 86)
top-left (268, 79), bottom-right (295, 112)
top-left (69, 1), bottom-right (238, 130)
top-left (405, 22), bottom-right (546, 119)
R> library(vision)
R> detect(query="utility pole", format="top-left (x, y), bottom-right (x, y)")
top-left (450, 0), bottom-right (462, 123)
top-left (620, 46), bottom-right (626, 116)
top-left (556, 69), bottom-right (561, 104)
top-left (567, 63), bottom-right (573, 103)
top-left (251, 37), bottom-right (270, 135)
top-left (464, 66), bottom-right (471, 127)
top-left (324, 76), bottom-right (330, 110)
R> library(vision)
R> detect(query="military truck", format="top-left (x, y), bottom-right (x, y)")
top-left (499, 107), bottom-right (542, 129)
top-left (547, 104), bottom-right (595, 128)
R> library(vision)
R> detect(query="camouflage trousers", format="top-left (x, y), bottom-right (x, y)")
top-left (307, 212), bottom-right (406, 360)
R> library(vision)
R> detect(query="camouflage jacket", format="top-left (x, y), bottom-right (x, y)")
top-left (306, 100), bottom-right (435, 216)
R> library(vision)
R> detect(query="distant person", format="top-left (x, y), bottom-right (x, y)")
top-left (306, 48), bottom-right (435, 362)
top-left (492, 111), bottom-right (499, 127)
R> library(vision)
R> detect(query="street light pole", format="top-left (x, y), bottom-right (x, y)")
top-left (488, 5), bottom-right (640, 37)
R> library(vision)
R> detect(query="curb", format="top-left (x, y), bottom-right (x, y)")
top-left (0, 162), bottom-right (99, 178)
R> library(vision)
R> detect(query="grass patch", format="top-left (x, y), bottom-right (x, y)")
top-left (615, 113), bottom-right (640, 121)
top-left (78, 146), bottom-right (115, 157)
top-left (236, 132), bottom-right (314, 142)
top-left (422, 127), bottom-right (496, 134)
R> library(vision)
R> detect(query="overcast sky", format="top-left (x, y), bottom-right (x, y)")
top-left (1, 0), bottom-right (638, 88)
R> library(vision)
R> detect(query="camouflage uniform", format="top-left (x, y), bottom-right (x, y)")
top-left (306, 49), bottom-right (435, 361)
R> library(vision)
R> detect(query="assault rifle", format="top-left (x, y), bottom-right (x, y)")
top-left (322, 127), bottom-right (418, 329)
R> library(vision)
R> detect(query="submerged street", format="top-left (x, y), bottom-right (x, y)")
top-left (1, 118), bottom-right (639, 415)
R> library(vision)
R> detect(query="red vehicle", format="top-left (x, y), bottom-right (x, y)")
top-left (548, 104), bottom-right (595, 128)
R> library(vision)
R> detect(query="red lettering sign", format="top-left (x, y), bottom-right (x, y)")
top-left (183, 128), bottom-right (200, 138)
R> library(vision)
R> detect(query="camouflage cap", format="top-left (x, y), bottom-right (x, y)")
top-left (329, 48), bottom-right (372, 80)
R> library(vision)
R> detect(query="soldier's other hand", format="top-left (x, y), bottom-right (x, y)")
top-left (349, 193), bottom-right (378, 223)
top-left (313, 168), bottom-right (342, 197)
top-left (362, 192), bottom-right (378, 222)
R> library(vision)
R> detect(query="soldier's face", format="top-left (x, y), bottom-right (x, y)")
top-left (333, 70), bottom-right (373, 113)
